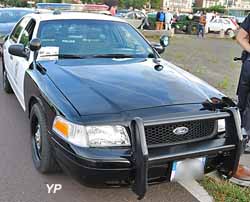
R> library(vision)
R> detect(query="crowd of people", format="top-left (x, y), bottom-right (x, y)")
top-left (155, 9), bottom-right (238, 38)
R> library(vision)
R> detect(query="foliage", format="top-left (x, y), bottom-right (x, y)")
top-left (201, 177), bottom-right (250, 202)
top-left (118, 0), bottom-right (147, 9)
top-left (0, 0), bottom-right (28, 7)
top-left (150, 0), bottom-right (160, 9)
top-left (193, 5), bottom-right (225, 14)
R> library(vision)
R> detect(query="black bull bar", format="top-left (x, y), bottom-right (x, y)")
top-left (130, 107), bottom-right (243, 199)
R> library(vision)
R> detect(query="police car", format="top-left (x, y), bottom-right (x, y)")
top-left (2, 11), bottom-right (243, 199)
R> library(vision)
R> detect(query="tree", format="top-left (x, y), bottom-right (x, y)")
top-left (118, 0), bottom-right (147, 9)
top-left (150, 0), bottom-right (161, 9)
top-left (0, 0), bottom-right (27, 7)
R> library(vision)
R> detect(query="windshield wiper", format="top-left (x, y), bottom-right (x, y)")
top-left (40, 54), bottom-right (85, 59)
top-left (92, 54), bottom-right (135, 58)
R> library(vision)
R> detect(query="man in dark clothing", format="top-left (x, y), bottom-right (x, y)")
top-left (236, 15), bottom-right (250, 148)
top-left (233, 14), bottom-right (250, 181)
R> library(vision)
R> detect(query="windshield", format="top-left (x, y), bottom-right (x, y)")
top-left (38, 19), bottom-right (155, 58)
top-left (0, 10), bottom-right (33, 23)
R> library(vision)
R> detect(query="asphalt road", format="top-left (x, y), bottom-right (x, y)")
top-left (0, 60), bottom-right (198, 202)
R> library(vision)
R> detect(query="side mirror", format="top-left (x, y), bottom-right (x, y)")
top-left (160, 35), bottom-right (169, 48)
top-left (151, 42), bottom-right (165, 54)
top-left (8, 44), bottom-right (29, 59)
top-left (29, 38), bottom-right (41, 52)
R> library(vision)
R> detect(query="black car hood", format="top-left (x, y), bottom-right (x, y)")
top-left (42, 58), bottom-right (224, 116)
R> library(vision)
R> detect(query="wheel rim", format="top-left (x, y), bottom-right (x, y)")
top-left (32, 122), bottom-right (42, 160)
top-left (228, 30), bottom-right (235, 38)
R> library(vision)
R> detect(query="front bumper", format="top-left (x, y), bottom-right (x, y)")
top-left (50, 107), bottom-right (243, 199)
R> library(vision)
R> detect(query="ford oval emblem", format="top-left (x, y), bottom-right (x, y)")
top-left (173, 127), bottom-right (189, 135)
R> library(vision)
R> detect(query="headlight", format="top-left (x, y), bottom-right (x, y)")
top-left (52, 116), bottom-right (130, 147)
top-left (217, 119), bottom-right (225, 133)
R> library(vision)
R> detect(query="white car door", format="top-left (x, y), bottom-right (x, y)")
top-left (3, 17), bottom-right (31, 81)
top-left (222, 19), bottom-right (231, 31)
top-left (209, 19), bottom-right (222, 32)
top-left (14, 19), bottom-right (36, 110)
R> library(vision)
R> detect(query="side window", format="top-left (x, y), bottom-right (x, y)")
top-left (9, 17), bottom-right (31, 43)
top-left (19, 30), bottom-right (29, 47)
top-left (127, 13), bottom-right (134, 19)
top-left (10, 22), bottom-right (23, 43)
top-left (19, 19), bottom-right (36, 47)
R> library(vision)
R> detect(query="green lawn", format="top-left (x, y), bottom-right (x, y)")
top-left (201, 177), bottom-right (250, 202)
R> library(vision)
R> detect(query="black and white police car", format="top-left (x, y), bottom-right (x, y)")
top-left (2, 11), bottom-right (243, 199)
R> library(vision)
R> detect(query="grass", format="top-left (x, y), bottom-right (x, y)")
top-left (201, 177), bottom-right (250, 202)
top-left (217, 76), bottom-right (230, 90)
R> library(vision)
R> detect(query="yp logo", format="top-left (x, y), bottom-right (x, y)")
top-left (46, 184), bottom-right (62, 194)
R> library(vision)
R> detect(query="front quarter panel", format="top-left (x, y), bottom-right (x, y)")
top-left (24, 64), bottom-right (80, 130)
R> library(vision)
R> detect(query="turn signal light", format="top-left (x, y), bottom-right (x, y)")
top-left (53, 119), bottom-right (69, 137)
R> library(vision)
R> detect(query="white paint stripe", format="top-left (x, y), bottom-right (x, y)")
top-left (178, 180), bottom-right (214, 202)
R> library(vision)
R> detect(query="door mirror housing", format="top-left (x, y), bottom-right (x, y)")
top-left (160, 35), bottom-right (169, 47)
top-left (151, 42), bottom-right (165, 54)
top-left (8, 44), bottom-right (29, 59)
top-left (29, 38), bottom-right (41, 52)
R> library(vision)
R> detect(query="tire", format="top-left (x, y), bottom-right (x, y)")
top-left (226, 29), bottom-right (235, 38)
top-left (187, 23), bottom-right (198, 35)
top-left (30, 103), bottom-right (60, 173)
top-left (2, 59), bottom-right (13, 94)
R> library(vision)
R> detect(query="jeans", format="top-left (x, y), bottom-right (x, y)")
top-left (197, 24), bottom-right (205, 38)
top-left (237, 59), bottom-right (250, 138)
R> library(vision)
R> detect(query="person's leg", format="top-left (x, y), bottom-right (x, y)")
top-left (165, 23), bottom-right (168, 30)
top-left (237, 60), bottom-right (250, 118)
top-left (160, 22), bottom-right (163, 30)
top-left (156, 22), bottom-right (160, 30)
top-left (197, 24), bottom-right (201, 37)
top-left (233, 59), bottom-right (250, 181)
top-left (201, 25), bottom-right (205, 38)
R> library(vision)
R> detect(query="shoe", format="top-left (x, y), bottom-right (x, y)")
top-left (233, 165), bottom-right (250, 181)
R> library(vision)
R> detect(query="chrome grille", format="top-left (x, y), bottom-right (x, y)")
top-left (145, 119), bottom-right (216, 147)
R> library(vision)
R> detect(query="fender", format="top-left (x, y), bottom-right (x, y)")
top-left (24, 64), bottom-right (80, 130)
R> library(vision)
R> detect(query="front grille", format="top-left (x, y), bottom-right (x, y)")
top-left (145, 119), bottom-right (216, 147)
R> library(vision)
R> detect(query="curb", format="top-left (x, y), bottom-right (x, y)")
top-left (178, 180), bottom-right (214, 202)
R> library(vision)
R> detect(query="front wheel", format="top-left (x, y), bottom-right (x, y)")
top-left (30, 103), bottom-right (60, 173)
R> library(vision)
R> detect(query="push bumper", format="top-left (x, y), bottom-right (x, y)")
top-left (50, 107), bottom-right (243, 199)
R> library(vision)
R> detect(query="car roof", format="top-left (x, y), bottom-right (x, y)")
top-left (26, 12), bottom-right (127, 23)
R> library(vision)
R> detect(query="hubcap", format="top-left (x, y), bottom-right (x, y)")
top-left (34, 124), bottom-right (42, 156)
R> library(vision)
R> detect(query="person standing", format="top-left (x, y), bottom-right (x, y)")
top-left (233, 14), bottom-right (250, 181)
top-left (164, 8), bottom-right (173, 30)
top-left (156, 9), bottom-right (165, 30)
top-left (109, 6), bottom-right (117, 16)
top-left (197, 12), bottom-right (206, 38)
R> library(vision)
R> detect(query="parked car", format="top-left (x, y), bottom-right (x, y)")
top-left (2, 12), bottom-right (242, 199)
top-left (0, 8), bottom-right (34, 56)
top-left (120, 10), bottom-right (147, 28)
top-left (115, 9), bottom-right (129, 17)
top-left (0, 8), bottom-right (34, 38)
top-left (207, 17), bottom-right (238, 36)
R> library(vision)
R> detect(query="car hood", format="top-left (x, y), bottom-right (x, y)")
top-left (42, 58), bottom-right (224, 116)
